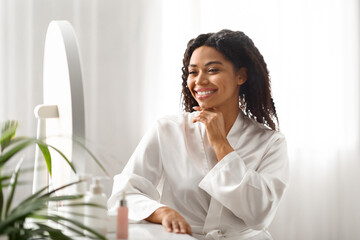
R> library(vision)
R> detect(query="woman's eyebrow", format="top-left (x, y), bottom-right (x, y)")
top-left (189, 61), bottom-right (223, 68)
top-left (205, 61), bottom-right (223, 66)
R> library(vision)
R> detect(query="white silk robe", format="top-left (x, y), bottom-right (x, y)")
top-left (108, 111), bottom-right (289, 240)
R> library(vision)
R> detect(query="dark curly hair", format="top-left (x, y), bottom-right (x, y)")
top-left (181, 29), bottom-right (279, 131)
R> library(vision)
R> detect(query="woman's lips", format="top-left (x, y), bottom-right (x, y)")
top-left (194, 88), bottom-right (217, 100)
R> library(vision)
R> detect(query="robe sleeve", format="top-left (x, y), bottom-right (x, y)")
top-left (107, 122), bottom-right (166, 221)
top-left (198, 132), bottom-right (289, 230)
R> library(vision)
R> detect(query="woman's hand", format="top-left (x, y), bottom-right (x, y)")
top-left (145, 207), bottom-right (192, 235)
top-left (192, 106), bottom-right (234, 161)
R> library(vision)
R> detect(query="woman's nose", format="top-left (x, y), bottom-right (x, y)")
top-left (195, 72), bottom-right (209, 85)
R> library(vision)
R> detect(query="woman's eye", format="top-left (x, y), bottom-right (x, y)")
top-left (189, 71), bottom-right (197, 75)
top-left (209, 68), bottom-right (219, 73)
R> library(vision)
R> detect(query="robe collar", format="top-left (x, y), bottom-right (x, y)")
top-left (226, 110), bottom-right (245, 149)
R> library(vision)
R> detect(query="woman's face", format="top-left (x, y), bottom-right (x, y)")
top-left (187, 46), bottom-right (246, 110)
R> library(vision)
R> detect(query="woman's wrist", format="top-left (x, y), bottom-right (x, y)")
top-left (213, 142), bottom-right (234, 161)
top-left (145, 206), bottom-right (169, 223)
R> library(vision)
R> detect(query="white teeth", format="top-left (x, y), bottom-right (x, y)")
top-left (197, 91), bottom-right (214, 96)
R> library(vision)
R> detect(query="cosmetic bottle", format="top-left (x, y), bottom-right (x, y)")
top-left (117, 192), bottom-right (128, 239)
top-left (84, 177), bottom-right (108, 236)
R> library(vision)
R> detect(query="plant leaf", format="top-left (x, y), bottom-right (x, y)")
top-left (0, 138), bottom-right (33, 166)
top-left (11, 181), bottom-right (82, 217)
top-left (0, 173), bottom-right (3, 222)
top-left (0, 135), bottom-right (75, 174)
top-left (34, 223), bottom-right (73, 240)
top-left (72, 137), bottom-right (108, 175)
top-left (39, 180), bottom-right (81, 200)
top-left (0, 199), bottom-right (46, 231)
top-left (0, 120), bottom-right (18, 152)
top-left (5, 157), bottom-right (23, 218)
top-left (46, 195), bottom-right (83, 202)
top-left (31, 215), bottom-right (87, 239)
top-left (0, 175), bottom-right (12, 183)
top-left (0, 225), bottom-right (20, 236)
top-left (2, 136), bottom-right (28, 146)
top-left (36, 141), bottom-right (52, 176)
top-left (31, 213), bottom-right (107, 240)
top-left (13, 185), bottom-right (49, 214)
top-left (44, 143), bottom-right (76, 174)
top-left (0, 164), bottom-right (37, 183)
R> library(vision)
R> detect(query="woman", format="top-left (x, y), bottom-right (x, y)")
top-left (108, 29), bottom-right (289, 240)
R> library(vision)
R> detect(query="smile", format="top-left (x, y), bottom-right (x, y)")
top-left (197, 90), bottom-right (215, 96)
top-left (195, 89), bottom-right (217, 99)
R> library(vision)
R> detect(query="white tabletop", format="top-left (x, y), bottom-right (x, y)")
top-left (107, 223), bottom-right (196, 240)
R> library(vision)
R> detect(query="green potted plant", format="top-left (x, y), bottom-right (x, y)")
top-left (0, 120), bottom-right (108, 239)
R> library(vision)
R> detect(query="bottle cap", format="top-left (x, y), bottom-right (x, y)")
top-left (119, 192), bottom-right (127, 207)
top-left (90, 177), bottom-right (103, 194)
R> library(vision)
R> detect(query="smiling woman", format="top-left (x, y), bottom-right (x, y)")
top-left (187, 46), bottom-right (245, 115)
top-left (182, 30), bottom-right (278, 132)
top-left (108, 29), bottom-right (289, 240)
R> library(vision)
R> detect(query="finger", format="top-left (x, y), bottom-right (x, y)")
top-left (193, 106), bottom-right (218, 113)
top-left (187, 225), bottom-right (193, 235)
top-left (163, 220), bottom-right (172, 232)
top-left (192, 115), bottom-right (198, 123)
top-left (192, 115), bottom-right (207, 124)
top-left (178, 222), bottom-right (187, 233)
top-left (192, 110), bottom-right (218, 125)
top-left (172, 221), bottom-right (180, 233)
top-left (195, 111), bottom-right (214, 121)
top-left (191, 112), bottom-right (204, 123)
top-left (192, 106), bottom-right (202, 111)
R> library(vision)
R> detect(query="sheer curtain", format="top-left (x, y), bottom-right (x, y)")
top-left (1, 0), bottom-right (359, 239)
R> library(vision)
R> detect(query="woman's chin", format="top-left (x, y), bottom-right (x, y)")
top-left (199, 103), bottom-right (214, 110)
top-left (198, 102), bottom-right (209, 109)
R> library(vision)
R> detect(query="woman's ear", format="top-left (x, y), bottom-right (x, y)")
top-left (237, 67), bottom-right (247, 85)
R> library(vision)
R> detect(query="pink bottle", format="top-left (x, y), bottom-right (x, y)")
top-left (117, 192), bottom-right (128, 239)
